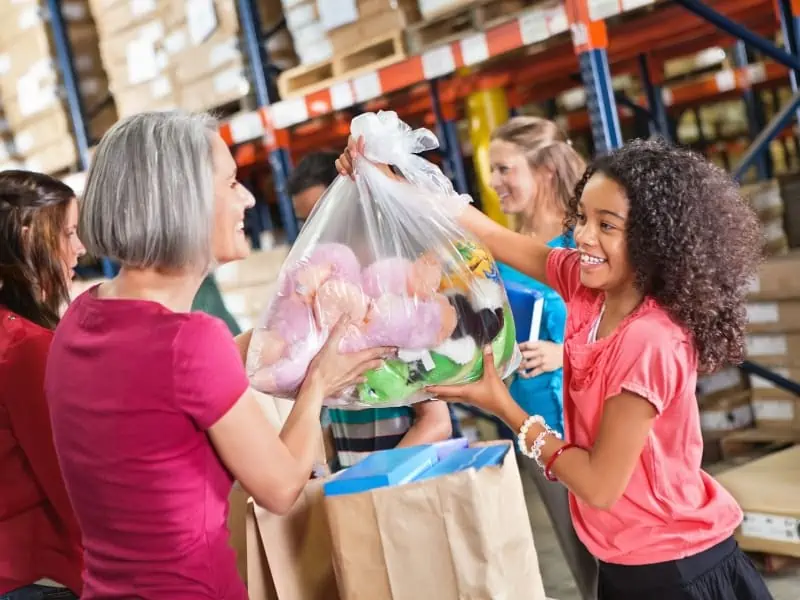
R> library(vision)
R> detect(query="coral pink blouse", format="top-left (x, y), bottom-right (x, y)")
top-left (547, 248), bottom-right (742, 565)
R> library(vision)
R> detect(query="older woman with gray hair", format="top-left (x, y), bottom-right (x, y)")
top-left (44, 111), bottom-right (392, 599)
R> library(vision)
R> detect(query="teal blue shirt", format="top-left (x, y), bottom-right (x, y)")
top-left (498, 233), bottom-right (574, 436)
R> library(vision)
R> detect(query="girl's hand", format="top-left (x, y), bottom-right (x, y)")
top-left (426, 346), bottom-right (515, 417)
top-left (305, 318), bottom-right (396, 398)
top-left (335, 136), bottom-right (397, 180)
top-left (518, 341), bottom-right (563, 378)
top-left (335, 136), bottom-right (364, 179)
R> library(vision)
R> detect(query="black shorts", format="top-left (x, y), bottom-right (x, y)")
top-left (598, 536), bottom-right (774, 600)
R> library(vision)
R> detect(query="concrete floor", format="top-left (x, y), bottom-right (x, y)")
top-left (521, 467), bottom-right (800, 600)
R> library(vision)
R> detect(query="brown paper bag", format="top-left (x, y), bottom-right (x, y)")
top-left (226, 415), bottom-right (338, 600)
top-left (244, 478), bottom-right (340, 600)
top-left (324, 441), bottom-right (546, 600)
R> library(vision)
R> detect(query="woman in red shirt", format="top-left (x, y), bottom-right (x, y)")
top-left (0, 171), bottom-right (86, 599)
top-left (45, 112), bottom-right (392, 599)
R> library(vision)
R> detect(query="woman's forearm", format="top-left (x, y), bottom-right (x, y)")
top-left (278, 377), bottom-right (326, 480)
top-left (234, 329), bottom-right (253, 364)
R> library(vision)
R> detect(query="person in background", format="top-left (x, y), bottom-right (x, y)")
top-left (489, 117), bottom-right (598, 599)
top-left (287, 150), bottom-right (340, 222)
top-left (44, 112), bottom-right (391, 599)
top-left (0, 171), bottom-right (85, 599)
top-left (193, 273), bottom-right (242, 336)
top-left (288, 151), bottom-right (453, 470)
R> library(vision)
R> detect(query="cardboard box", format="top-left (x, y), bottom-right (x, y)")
top-left (2, 71), bottom-right (106, 130)
top-left (91, 0), bottom-right (167, 36)
top-left (0, 22), bottom-right (99, 88)
top-left (178, 65), bottom-right (250, 113)
top-left (696, 367), bottom-right (747, 401)
top-left (716, 446), bottom-right (800, 558)
top-left (748, 367), bottom-right (800, 400)
top-left (741, 179), bottom-right (784, 223)
top-left (98, 19), bottom-right (167, 71)
top-left (112, 74), bottom-right (177, 117)
top-left (748, 250), bottom-right (800, 300)
top-left (746, 300), bottom-right (800, 334)
top-left (745, 333), bottom-right (800, 367)
top-left (699, 389), bottom-right (753, 438)
top-left (173, 36), bottom-right (241, 85)
top-left (327, 7), bottom-right (416, 52)
top-left (750, 389), bottom-right (800, 431)
top-left (164, 0), bottom-right (240, 44)
top-left (0, 1), bottom-right (91, 46)
top-left (12, 103), bottom-right (116, 159)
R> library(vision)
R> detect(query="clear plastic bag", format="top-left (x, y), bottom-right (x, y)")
top-left (246, 111), bottom-right (521, 407)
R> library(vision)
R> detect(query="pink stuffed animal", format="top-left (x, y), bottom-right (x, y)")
top-left (361, 253), bottom-right (443, 299)
top-left (313, 279), bottom-right (370, 330)
top-left (280, 242), bottom-right (362, 303)
top-left (250, 335), bottom-right (324, 394)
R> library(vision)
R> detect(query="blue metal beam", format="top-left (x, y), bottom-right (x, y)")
top-left (673, 0), bottom-right (800, 72)
top-left (429, 80), bottom-right (469, 194)
top-left (778, 0), bottom-right (800, 125)
top-left (47, 0), bottom-right (90, 170)
top-left (733, 87), bottom-right (800, 180)
top-left (579, 49), bottom-right (623, 153)
top-left (732, 42), bottom-right (770, 179)
top-left (236, 0), bottom-right (299, 244)
top-left (740, 360), bottom-right (800, 396)
top-left (48, 0), bottom-right (118, 278)
top-left (638, 54), bottom-right (671, 142)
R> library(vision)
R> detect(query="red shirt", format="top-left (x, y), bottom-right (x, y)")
top-left (45, 288), bottom-right (249, 599)
top-left (0, 308), bottom-right (83, 594)
top-left (547, 249), bottom-right (742, 565)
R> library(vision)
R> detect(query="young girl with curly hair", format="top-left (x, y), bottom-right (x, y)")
top-left (337, 138), bottom-right (771, 600)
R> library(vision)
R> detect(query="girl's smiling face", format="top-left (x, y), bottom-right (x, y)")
top-left (572, 173), bottom-right (635, 293)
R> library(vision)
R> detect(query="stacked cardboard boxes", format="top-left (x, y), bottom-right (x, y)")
top-left (0, 0), bottom-right (115, 175)
top-left (744, 251), bottom-right (800, 435)
top-left (282, 0), bottom-right (333, 66)
top-left (91, 0), bottom-right (295, 118)
top-left (318, 0), bottom-right (419, 55)
top-left (777, 174), bottom-right (800, 249)
top-left (741, 180), bottom-right (790, 257)
top-left (697, 368), bottom-right (753, 464)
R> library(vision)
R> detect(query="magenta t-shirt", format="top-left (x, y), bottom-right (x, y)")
top-left (45, 287), bottom-right (249, 599)
top-left (546, 248), bottom-right (743, 565)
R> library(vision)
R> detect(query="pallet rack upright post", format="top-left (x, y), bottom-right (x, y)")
top-left (637, 54), bottom-right (672, 142)
top-left (429, 80), bottom-right (469, 194)
top-left (732, 41), bottom-right (771, 179)
top-left (47, 0), bottom-right (116, 279)
top-left (777, 0), bottom-right (800, 123)
top-left (236, 0), bottom-right (300, 245)
top-left (567, 0), bottom-right (623, 153)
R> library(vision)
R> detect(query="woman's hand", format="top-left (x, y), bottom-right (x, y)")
top-left (426, 346), bottom-right (516, 419)
top-left (304, 318), bottom-right (396, 399)
top-left (518, 341), bottom-right (563, 378)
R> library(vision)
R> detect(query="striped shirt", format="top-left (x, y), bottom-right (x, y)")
top-left (328, 406), bottom-right (414, 469)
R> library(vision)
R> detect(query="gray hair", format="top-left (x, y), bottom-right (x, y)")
top-left (79, 110), bottom-right (219, 271)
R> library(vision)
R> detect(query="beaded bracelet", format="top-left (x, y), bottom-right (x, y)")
top-left (517, 415), bottom-right (561, 469)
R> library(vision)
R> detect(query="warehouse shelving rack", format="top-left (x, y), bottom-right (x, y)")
top-left (46, 0), bottom-right (800, 395)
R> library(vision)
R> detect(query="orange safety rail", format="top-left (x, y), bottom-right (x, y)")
top-left (216, 0), bottom-right (782, 169)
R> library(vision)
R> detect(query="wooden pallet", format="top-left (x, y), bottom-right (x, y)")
top-left (406, 0), bottom-right (537, 54)
top-left (278, 32), bottom-right (406, 99)
top-left (719, 427), bottom-right (800, 465)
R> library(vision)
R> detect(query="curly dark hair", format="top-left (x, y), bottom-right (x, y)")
top-left (565, 138), bottom-right (762, 373)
